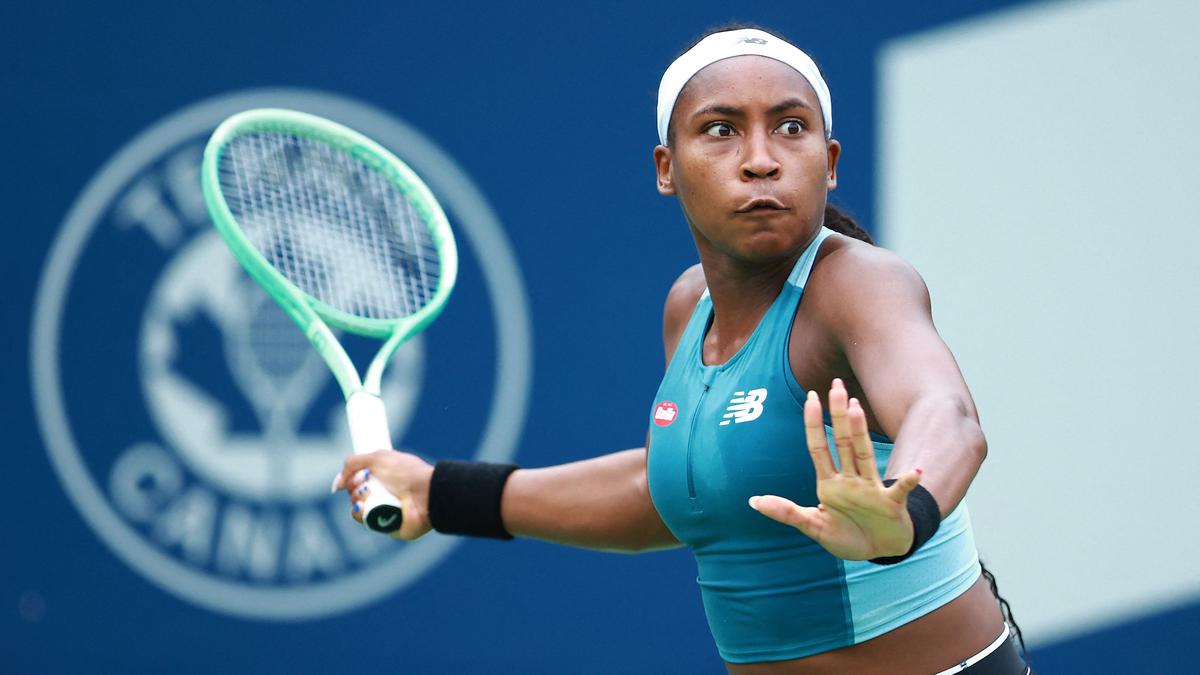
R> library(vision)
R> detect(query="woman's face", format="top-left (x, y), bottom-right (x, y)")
top-left (655, 55), bottom-right (840, 265)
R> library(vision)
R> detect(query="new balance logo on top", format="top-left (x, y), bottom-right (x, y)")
top-left (720, 389), bottom-right (767, 426)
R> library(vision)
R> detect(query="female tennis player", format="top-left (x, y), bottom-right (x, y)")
top-left (337, 25), bottom-right (1032, 675)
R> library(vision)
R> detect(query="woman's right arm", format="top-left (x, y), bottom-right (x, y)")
top-left (340, 444), bottom-right (677, 551)
top-left (501, 447), bottom-right (677, 552)
top-left (338, 265), bottom-right (705, 552)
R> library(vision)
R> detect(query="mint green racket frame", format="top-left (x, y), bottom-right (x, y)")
top-left (200, 108), bottom-right (458, 533)
top-left (201, 108), bottom-right (457, 399)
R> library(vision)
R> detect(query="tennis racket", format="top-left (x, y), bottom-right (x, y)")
top-left (200, 108), bottom-right (457, 534)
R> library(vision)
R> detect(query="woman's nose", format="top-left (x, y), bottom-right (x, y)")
top-left (740, 132), bottom-right (781, 179)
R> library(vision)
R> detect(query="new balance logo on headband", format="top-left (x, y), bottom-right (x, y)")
top-left (740, 37), bottom-right (768, 45)
top-left (720, 389), bottom-right (767, 426)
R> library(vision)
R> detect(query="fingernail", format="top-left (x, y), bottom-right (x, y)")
top-left (807, 391), bottom-right (817, 401)
top-left (353, 503), bottom-right (360, 513)
top-left (833, 378), bottom-right (843, 387)
top-left (916, 468), bottom-right (924, 476)
top-left (329, 473), bottom-right (342, 494)
top-left (363, 469), bottom-right (370, 479)
top-left (748, 496), bottom-right (760, 509)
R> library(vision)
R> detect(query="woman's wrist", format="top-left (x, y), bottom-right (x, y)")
top-left (428, 460), bottom-right (520, 539)
top-left (870, 480), bottom-right (941, 565)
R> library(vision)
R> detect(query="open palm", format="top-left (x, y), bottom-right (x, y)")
top-left (749, 379), bottom-right (921, 561)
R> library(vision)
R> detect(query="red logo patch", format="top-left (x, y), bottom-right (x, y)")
top-left (653, 401), bottom-right (678, 427)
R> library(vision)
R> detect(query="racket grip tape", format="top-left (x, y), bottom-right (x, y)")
top-left (345, 391), bottom-right (404, 533)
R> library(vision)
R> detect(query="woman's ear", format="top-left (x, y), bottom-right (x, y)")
top-left (653, 145), bottom-right (676, 196)
top-left (826, 138), bottom-right (841, 191)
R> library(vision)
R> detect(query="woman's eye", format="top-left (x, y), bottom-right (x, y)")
top-left (776, 120), bottom-right (804, 135)
top-left (704, 123), bottom-right (735, 137)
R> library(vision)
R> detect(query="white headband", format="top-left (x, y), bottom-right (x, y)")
top-left (656, 28), bottom-right (832, 145)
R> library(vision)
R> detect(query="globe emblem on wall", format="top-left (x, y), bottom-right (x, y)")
top-left (31, 89), bottom-right (532, 620)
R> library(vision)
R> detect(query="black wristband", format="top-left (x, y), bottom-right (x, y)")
top-left (428, 460), bottom-right (519, 540)
top-left (869, 479), bottom-right (942, 565)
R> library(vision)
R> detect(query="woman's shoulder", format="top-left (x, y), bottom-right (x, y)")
top-left (665, 264), bottom-right (706, 309)
top-left (814, 232), bottom-right (918, 276)
top-left (662, 264), bottom-right (706, 362)
top-left (807, 234), bottom-right (932, 322)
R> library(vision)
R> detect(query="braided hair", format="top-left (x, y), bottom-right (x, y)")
top-left (824, 204), bottom-right (874, 244)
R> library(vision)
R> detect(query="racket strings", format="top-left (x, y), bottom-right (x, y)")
top-left (247, 297), bottom-right (319, 380)
top-left (218, 132), bottom-right (442, 321)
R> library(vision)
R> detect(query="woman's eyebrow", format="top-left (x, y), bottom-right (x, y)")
top-left (692, 103), bottom-right (744, 119)
top-left (691, 98), bottom-right (816, 120)
top-left (767, 98), bottom-right (815, 115)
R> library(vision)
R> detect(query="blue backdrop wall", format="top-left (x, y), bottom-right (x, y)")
top-left (5, 1), bottom-right (1194, 672)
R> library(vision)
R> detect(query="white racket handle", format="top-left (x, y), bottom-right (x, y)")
top-left (346, 391), bottom-right (404, 534)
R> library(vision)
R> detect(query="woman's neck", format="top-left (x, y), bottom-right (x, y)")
top-left (695, 246), bottom-right (800, 363)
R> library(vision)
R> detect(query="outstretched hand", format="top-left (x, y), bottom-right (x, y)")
top-left (333, 450), bottom-right (435, 540)
top-left (749, 379), bottom-right (922, 561)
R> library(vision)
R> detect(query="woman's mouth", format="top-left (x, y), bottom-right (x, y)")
top-left (735, 197), bottom-right (789, 213)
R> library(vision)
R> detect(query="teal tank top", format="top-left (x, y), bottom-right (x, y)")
top-left (646, 228), bottom-right (981, 664)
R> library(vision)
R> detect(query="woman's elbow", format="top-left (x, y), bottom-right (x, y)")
top-left (969, 424), bottom-right (988, 467)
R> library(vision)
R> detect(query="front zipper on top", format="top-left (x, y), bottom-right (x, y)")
top-left (686, 368), bottom-right (718, 512)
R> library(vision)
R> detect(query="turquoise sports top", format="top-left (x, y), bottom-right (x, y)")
top-left (646, 228), bottom-right (980, 664)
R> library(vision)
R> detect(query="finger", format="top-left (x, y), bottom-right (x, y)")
top-left (749, 495), bottom-right (825, 539)
top-left (804, 391), bottom-right (836, 479)
top-left (828, 379), bottom-right (857, 476)
top-left (848, 398), bottom-right (881, 482)
top-left (885, 468), bottom-right (924, 504)
top-left (345, 480), bottom-right (370, 509)
top-left (346, 469), bottom-right (370, 491)
top-left (350, 499), bottom-right (364, 523)
top-left (341, 454), bottom-right (373, 478)
top-left (331, 469), bottom-right (371, 493)
top-left (333, 454), bottom-right (375, 492)
top-left (333, 469), bottom-right (371, 494)
top-left (353, 482), bottom-right (371, 501)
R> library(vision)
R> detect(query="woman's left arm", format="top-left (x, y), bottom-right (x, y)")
top-left (819, 244), bottom-right (987, 516)
top-left (750, 242), bottom-right (988, 560)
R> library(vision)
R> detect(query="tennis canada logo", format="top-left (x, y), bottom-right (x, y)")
top-left (31, 90), bottom-right (532, 620)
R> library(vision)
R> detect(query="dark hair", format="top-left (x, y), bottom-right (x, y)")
top-left (980, 560), bottom-right (1029, 663)
top-left (825, 204), bottom-right (874, 245)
